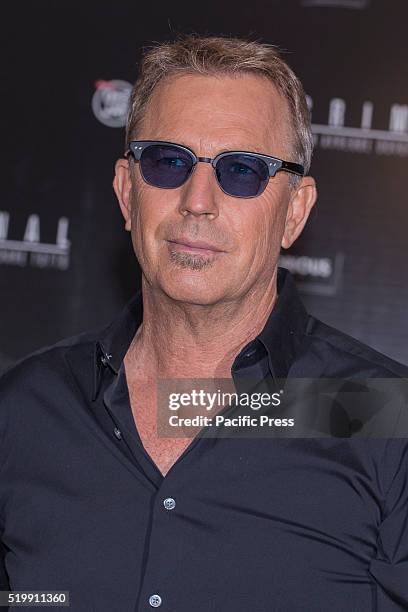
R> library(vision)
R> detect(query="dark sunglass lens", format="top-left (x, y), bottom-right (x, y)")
top-left (215, 154), bottom-right (269, 197)
top-left (140, 144), bottom-right (193, 188)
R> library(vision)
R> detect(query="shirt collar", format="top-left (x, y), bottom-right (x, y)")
top-left (259, 266), bottom-right (310, 380)
top-left (92, 266), bottom-right (309, 400)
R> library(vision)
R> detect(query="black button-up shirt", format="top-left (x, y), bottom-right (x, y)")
top-left (1, 267), bottom-right (408, 611)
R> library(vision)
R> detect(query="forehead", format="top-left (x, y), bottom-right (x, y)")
top-left (138, 73), bottom-right (292, 156)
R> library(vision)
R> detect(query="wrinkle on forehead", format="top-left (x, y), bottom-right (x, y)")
top-left (138, 73), bottom-right (293, 160)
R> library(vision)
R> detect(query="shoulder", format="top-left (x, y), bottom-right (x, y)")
top-left (0, 325), bottom-right (108, 472)
top-left (305, 315), bottom-right (408, 378)
top-left (0, 326), bottom-right (105, 450)
top-left (0, 326), bottom-right (102, 389)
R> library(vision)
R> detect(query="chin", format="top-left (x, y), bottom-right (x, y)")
top-left (158, 273), bottom-right (226, 306)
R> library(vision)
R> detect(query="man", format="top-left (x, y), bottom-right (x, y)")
top-left (1, 35), bottom-right (408, 611)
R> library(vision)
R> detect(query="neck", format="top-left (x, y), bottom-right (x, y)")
top-left (125, 268), bottom-right (279, 380)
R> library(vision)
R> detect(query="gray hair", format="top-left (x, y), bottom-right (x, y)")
top-left (126, 35), bottom-right (313, 179)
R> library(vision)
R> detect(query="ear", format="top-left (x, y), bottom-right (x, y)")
top-left (281, 176), bottom-right (317, 249)
top-left (113, 158), bottom-right (133, 231)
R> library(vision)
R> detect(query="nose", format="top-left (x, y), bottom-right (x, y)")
top-left (178, 161), bottom-right (220, 219)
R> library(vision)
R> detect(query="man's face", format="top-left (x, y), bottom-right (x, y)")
top-left (114, 73), bottom-right (316, 305)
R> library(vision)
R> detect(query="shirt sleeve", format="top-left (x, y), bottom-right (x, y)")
top-left (369, 439), bottom-right (408, 610)
top-left (0, 369), bottom-right (12, 605)
top-left (0, 540), bottom-right (10, 612)
top-left (0, 540), bottom-right (9, 588)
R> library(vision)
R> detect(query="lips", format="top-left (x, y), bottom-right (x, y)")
top-left (167, 238), bottom-right (224, 253)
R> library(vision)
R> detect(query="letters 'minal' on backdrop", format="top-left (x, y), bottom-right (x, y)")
top-left (1, 0), bottom-right (407, 373)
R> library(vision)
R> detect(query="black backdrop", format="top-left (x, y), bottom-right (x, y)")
top-left (1, 0), bottom-right (408, 373)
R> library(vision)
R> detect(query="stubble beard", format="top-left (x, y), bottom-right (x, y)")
top-left (169, 250), bottom-right (215, 271)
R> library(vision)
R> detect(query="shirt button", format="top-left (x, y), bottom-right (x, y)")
top-left (163, 497), bottom-right (176, 510)
top-left (244, 347), bottom-right (257, 358)
top-left (113, 427), bottom-right (122, 440)
top-left (149, 594), bottom-right (162, 607)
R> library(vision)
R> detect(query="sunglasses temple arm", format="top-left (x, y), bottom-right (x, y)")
top-left (124, 150), bottom-right (142, 163)
top-left (279, 161), bottom-right (305, 176)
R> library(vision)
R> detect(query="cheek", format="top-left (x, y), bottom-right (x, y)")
top-left (231, 195), bottom-right (285, 266)
top-left (130, 186), bottom-right (180, 268)
top-left (128, 188), bottom-right (157, 268)
top-left (130, 183), bottom-right (167, 240)
top-left (259, 188), bottom-right (290, 251)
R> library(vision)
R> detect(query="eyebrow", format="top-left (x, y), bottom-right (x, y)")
top-left (160, 139), bottom-right (269, 156)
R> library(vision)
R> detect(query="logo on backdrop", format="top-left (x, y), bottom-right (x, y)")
top-left (308, 96), bottom-right (408, 157)
top-left (279, 253), bottom-right (345, 296)
top-left (92, 79), bottom-right (132, 128)
top-left (0, 212), bottom-right (71, 270)
top-left (301, 0), bottom-right (370, 8)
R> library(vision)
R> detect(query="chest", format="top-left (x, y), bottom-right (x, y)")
top-left (4, 393), bottom-right (388, 612)
top-left (126, 378), bottom-right (193, 476)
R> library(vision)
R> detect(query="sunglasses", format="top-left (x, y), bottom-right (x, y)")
top-left (125, 140), bottom-right (304, 199)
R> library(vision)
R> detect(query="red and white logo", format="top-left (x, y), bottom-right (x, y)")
top-left (92, 79), bottom-right (132, 128)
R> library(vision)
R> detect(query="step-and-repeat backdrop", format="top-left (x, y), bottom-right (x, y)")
top-left (1, 0), bottom-right (407, 372)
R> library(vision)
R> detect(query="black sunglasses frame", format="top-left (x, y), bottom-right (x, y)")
top-left (125, 140), bottom-right (304, 198)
